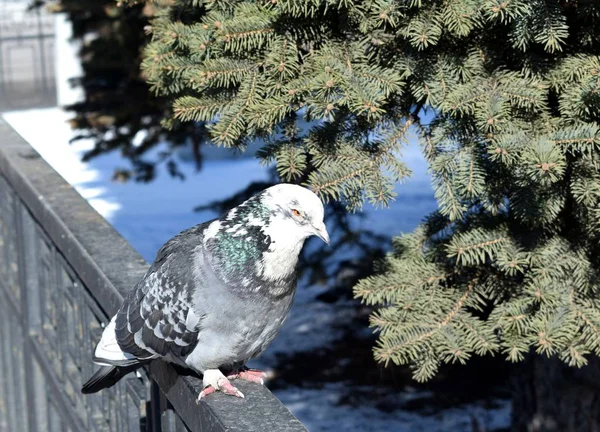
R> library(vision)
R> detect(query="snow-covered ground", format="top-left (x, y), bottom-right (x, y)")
top-left (3, 107), bottom-right (510, 431)
top-left (279, 386), bottom-right (510, 432)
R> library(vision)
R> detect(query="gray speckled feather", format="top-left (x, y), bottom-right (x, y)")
top-left (114, 223), bottom-right (208, 361)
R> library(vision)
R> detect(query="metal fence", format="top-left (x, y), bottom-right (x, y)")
top-left (0, 118), bottom-right (307, 432)
top-left (0, 0), bottom-right (56, 111)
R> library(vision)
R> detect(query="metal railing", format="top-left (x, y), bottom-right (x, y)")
top-left (0, 117), bottom-right (308, 432)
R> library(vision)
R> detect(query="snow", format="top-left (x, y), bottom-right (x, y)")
top-left (278, 384), bottom-right (511, 432)
top-left (2, 107), bottom-right (510, 431)
top-left (55, 12), bottom-right (85, 107)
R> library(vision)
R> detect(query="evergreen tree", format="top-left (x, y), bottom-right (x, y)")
top-left (123, 0), bottom-right (600, 428)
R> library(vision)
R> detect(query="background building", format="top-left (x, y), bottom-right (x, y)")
top-left (0, 0), bottom-right (57, 112)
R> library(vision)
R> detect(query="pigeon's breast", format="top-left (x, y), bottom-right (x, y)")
top-left (183, 246), bottom-right (297, 372)
top-left (184, 285), bottom-right (295, 372)
top-left (231, 288), bottom-right (296, 361)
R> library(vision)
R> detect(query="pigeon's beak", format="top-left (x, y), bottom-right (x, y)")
top-left (313, 222), bottom-right (330, 244)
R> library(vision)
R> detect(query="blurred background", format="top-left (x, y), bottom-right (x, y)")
top-left (0, 1), bottom-right (512, 430)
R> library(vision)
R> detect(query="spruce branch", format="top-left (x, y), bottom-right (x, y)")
top-left (446, 229), bottom-right (508, 266)
top-left (374, 281), bottom-right (476, 376)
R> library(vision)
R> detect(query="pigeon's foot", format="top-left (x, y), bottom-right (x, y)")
top-left (227, 368), bottom-right (267, 385)
top-left (197, 369), bottom-right (244, 401)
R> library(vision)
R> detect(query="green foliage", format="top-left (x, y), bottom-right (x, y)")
top-left (127, 0), bottom-right (600, 381)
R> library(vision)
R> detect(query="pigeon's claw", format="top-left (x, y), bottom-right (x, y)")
top-left (197, 369), bottom-right (245, 402)
top-left (198, 386), bottom-right (216, 400)
top-left (228, 369), bottom-right (267, 385)
top-left (218, 378), bottom-right (245, 398)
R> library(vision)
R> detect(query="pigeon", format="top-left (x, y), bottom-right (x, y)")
top-left (82, 183), bottom-right (329, 399)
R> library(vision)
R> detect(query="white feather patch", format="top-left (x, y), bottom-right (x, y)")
top-left (203, 220), bottom-right (222, 242)
top-left (185, 309), bottom-right (200, 331)
top-left (94, 316), bottom-right (139, 364)
top-left (259, 215), bottom-right (305, 281)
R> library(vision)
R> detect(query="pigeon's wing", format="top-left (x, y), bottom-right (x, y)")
top-left (114, 222), bottom-right (213, 360)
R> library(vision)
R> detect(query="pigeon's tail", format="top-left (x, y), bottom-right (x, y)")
top-left (81, 364), bottom-right (142, 394)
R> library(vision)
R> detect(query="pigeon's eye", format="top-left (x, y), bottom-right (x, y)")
top-left (291, 209), bottom-right (302, 218)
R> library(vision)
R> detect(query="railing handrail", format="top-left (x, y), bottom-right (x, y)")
top-left (0, 117), bottom-right (308, 432)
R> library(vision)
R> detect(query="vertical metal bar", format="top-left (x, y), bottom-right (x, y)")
top-left (148, 381), bottom-right (163, 432)
top-left (18, 204), bottom-right (46, 432)
top-left (0, 176), bottom-right (7, 432)
top-left (0, 312), bottom-right (16, 431)
top-left (0, 303), bottom-right (10, 432)
top-left (3, 184), bottom-right (28, 432)
top-left (15, 199), bottom-right (36, 432)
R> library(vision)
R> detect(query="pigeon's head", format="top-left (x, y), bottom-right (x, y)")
top-left (206, 183), bottom-right (329, 284)
top-left (261, 184), bottom-right (329, 244)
